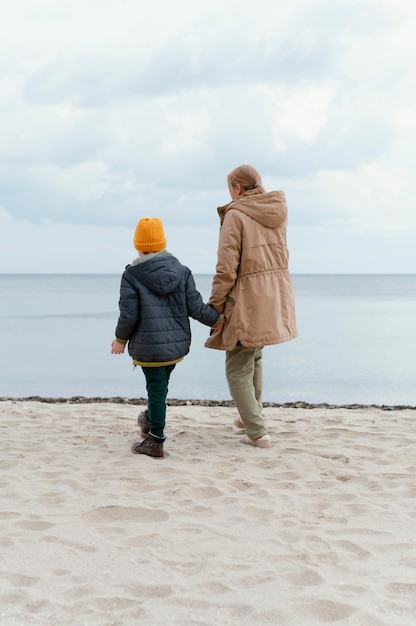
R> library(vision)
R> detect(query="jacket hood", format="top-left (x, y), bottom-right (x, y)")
top-left (218, 190), bottom-right (287, 228)
top-left (127, 252), bottom-right (182, 295)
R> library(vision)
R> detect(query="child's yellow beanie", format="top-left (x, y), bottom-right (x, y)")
top-left (133, 217), bottom-right (167, 252)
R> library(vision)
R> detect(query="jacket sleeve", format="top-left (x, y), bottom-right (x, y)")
top-left (114, 270), bottom-right (141, 341)
top-left (185, 271), bottom-right (219, 327)
top-left (208, 210), bottom-right (242, 313)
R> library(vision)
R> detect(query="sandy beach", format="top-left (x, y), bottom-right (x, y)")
top-left (1, 399), bottom-right (416, 625)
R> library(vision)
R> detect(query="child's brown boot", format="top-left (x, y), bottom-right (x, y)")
top-left (137, 410), bottom-right (149, 437)
top-left (131, 433), bottom-right (164, 458)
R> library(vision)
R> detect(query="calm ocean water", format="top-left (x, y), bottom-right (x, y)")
top-left (0, 274), bottom-right (415, 406)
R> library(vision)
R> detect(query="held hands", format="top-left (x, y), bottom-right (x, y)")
top-left (211, 314), bottom-right (225, 330)
top-left (111, 339), bottom-right (126, 354)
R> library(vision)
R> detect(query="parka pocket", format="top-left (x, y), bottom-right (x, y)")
top-left (224, 293), bottom-right (236, 321)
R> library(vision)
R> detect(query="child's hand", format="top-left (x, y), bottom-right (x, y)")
top-left (111, 339), bottom-right (126, 354)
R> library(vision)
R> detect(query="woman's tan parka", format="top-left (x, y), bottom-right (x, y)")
top-left (205, 190), bottom-right (298, 351)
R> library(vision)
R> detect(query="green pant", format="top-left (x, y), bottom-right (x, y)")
top-left (142, 364), bottom-right (176, 438)
top-left (225, 345), bottom-right (267, 440)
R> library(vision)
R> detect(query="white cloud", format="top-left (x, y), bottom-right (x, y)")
top-left (28, 162), bottom-right (111, 201)
top-left (261, 85), bottom-right (333, 146)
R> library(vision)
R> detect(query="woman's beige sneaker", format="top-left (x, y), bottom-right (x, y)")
top-left (234, 417), bottom-right (245, 429)
top-left (240, 434), bottom-right (271, 448)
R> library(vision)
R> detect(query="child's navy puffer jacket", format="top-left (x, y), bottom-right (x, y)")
top-left (115, 252), bottom-right (218, 364)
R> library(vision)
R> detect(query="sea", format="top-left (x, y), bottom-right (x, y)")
top-left (0, 274), bottom-right (415, 406)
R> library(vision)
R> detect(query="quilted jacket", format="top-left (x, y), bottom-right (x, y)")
top-left (115, 251), bottom-right (218, 365)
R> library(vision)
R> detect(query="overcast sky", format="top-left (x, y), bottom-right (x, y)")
top-left (1, 0), bottom-right (415, 274)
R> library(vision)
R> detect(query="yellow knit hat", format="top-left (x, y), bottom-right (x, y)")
top-left (133, 217), bottom-right (167, 252)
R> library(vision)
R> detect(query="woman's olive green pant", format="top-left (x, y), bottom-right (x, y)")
top-left (225, 345), bottom-right (267, 440)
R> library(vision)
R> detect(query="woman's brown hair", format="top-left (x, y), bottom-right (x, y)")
top-left (227, 164), bottom-right (267, 195)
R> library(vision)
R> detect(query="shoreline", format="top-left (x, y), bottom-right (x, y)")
top-left (1, 395), bottom-right (415, 411)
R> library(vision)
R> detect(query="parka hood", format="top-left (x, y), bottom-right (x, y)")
top-left (126, 252), bottom-right (182, 296)
top-left (217, 190), bottom-right (287, 228)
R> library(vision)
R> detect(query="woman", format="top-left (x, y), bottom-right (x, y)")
top-left (205, 164), bottom-right (298, 448)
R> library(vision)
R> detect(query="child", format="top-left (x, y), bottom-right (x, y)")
top-left (111, 217), bottom-right (221, 458)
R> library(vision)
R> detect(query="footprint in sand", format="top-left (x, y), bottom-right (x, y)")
top-left (14, 520), bottom-right (55, 531)
top-left (90, 597), bottom-right (139, 611)
top-left (301, 599), bottom-right (357, 622)
top-left (82, 505), bottom-right (169, 523)
top-left (4, 573), bottom-right (40, 588)
top-left (386, 582), bottom-right (416, 595)
top-left (287, 568), bottom-right (325, 586)
top-left (41, 535), bottom-right (98, 553)
top-left (0, 512), bottom-right (19, 520)
top-left (125, 583), bottom-right (173, 599)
